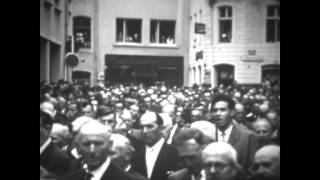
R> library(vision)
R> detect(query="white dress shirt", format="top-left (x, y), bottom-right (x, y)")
top-left (217, 124), bottom-right (233, 142)
top-left (88, 157), bottom-right (111, 180)
top-left (145, 138), bottom-right (165, 178)
top-left (40, 137), bottom-right (52, 155)
top-left (125, 164), bottom-right (132, 172)
top-left (167, 124), bottom-right (178, 144)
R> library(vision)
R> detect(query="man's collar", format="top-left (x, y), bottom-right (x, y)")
top-left (40, 137), bottom-right (52, 155)
top-left (87, 157), bottom-right (111, 180)
top-left (218, 123), bottom-right (233, 133)
top-left (125, 164), bottom-right (132, 172)
top-left (146, 138), bottom-right (165, 150)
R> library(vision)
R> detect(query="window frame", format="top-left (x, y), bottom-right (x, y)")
top-left (149, 19), bottom-right (176, 45)
top-left (73, 16), bottom-right (92, 50)
top-left (266, 5), bottom-right (280, 43)
top-left (218, 5), bottom-right (233, 43)
top-left (116, 18), bottom-right (143, 44)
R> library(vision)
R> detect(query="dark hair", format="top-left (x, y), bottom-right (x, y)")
top-left (155, 113), bottom-right (164, 126)
top-left (211, 93), bottom-right (235, 111)
top-left (40, 110), bottom-right (53, 127)
top-left (137, 112), bottom-right (163, 126)
top-left (95, 105), bottom-right (114, 118)
top-left (173, 128), bottom-right (205, 146)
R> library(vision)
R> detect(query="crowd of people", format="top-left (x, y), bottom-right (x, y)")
top-left (40, 80), bottom-right (280, 180)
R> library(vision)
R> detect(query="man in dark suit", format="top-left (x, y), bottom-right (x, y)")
top-left (168, 128), bottom-right (208, 180)
top-left (63, 120), bottom-right (145, 180)
top-left (40, 109), bottom-right (73, 177)
top-left (109, 133), bottom-right (147, 180)
top-left (210, 94), bottom-right (258, 172)
top-left (131, 111), bottom-right (179, 180)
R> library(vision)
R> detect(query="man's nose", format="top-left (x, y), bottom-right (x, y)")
top-left (142, 127), bottom-right (148, 133)
top-left (257, 165), bottom-right (266, 174)
top-left (209, 166), bottom-right (217, 174)
top-left (89, 144), bottom-right (96, 152)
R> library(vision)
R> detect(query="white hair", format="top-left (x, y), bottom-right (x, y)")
top-left (202, 142), bottom-right (238, 164)
top-left (191, 121), bottom-right (216, 141)
top-left (72, 116), bottom-right (95, 133)
top-left (110, 133), bottom-right (134, 152)
top-left (51, 123), bottom-right (70, 138)
top-left (75, 120), bottom-right (112, 142)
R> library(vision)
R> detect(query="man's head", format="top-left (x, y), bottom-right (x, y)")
top-left (234, 103), bottom-right (246, 123)
top-left (80, 102), bottom-right (94, 117)
top-left (252, 118), bottom-right (273, 146)
top-left (40, 101), bottom-right (56, 119)
top-left (109, 134), bottom-right (134, 170)
top-left (202, 142), bottom-right (240, 180)
top-left (40, 110), bottom-right (54, 146)
top-left (211, 94), bottom-right (235, 131)
top-left (96, 105), bottom-right (115, 130)
top-left (75, 120), bottom-right (113, 171)
top-left (119, 110), bottom-right (134, 130)
top-left (190, 121), bottom-right (216, 142)
top-left (266, 111), bottom-right (280, 130)
top-left (129, 104), bottom-right (140, 119)
top-left (190, 109), bottom-right (203, 122)
top-left (251, 145), bottom-right (280, 180)
top-left (174, 128), bottom-right (206, 175)
top-left (139, 111), bottom-right (164, 146)
top-left (50, 123), bottom-right (71, 148)
top-left (66, 102), bottom-right (79, 120)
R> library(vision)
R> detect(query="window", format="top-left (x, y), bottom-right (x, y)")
top-left (73, 16), bottom-right (91, 49)
top-left (218, 6), bottom-right (232, 43)
top-left (116, 18), bottom-right (142, 43)
top-left (266, 5), bottom-right (280, 42)
top-left (150, 20), bottom-right (176, 44)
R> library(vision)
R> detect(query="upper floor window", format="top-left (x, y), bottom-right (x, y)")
top-left (266, 5), bottom-right (280, 42)
top-left (218, 6), bottom-right (232, 43)
top-left (116, 18), bottom-right (142, 43)
top-left (150, 20), bottom-right (176, 44)
top-left (73, 16), bottom-right (91, 49)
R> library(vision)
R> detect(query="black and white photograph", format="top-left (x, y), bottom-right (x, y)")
top-left (40, 0), bottom-right (280, 180)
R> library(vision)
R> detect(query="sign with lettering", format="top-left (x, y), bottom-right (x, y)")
top-left (195, 23), bottom-right (206, 34)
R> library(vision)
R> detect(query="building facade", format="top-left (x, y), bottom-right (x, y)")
top-left (40, 0), bottom-right (70, 82)
top-left (68, 0), bottom-right (190, 86)
top-left (189, 0), bottom-right (280, 87)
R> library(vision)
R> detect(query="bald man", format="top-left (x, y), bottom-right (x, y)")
top-left (252, 118), bottom-right (275, 148)
top-left (201, 142), bottom-right (246, 180)
top-left (249, 145), bottom-right (280, 180)
top-left (64, 120), bottom-right (145, 180)
top-left (131, 111), bottom-right (179, 180)
top-left (110, 134), bottom-right (147, 180)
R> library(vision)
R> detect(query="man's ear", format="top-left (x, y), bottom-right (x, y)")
top-left (230, 109), bottom-right (236, 117)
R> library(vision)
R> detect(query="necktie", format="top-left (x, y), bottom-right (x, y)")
top-left (221, 131), bottom-right (226, 142)
top-left (84, 171), bottom-right (93, 180)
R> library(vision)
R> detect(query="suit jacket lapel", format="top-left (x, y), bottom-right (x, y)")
top-left (150, 142), bottom-right (166, 179)
top-left (228, 124), bottom-right (241, 146)
top-left (140, 146), bottom-right (147, 176)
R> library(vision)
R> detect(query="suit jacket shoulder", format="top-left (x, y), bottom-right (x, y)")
top-left (40, 142), bottom-right (74, 176)
top-left (131, 142), bottom-right (179, 180)
top-left (228, 124), bottom-right (258, 171)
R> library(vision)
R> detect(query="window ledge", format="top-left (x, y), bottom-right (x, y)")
top-left (149, 43), bottom-right (178, 49)
top-left (114, 42), bottom-right (144, 47)
top-left (78, 48), bottom-right (93, 53)
top-left (113, 42), bottom-right (178, 49)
